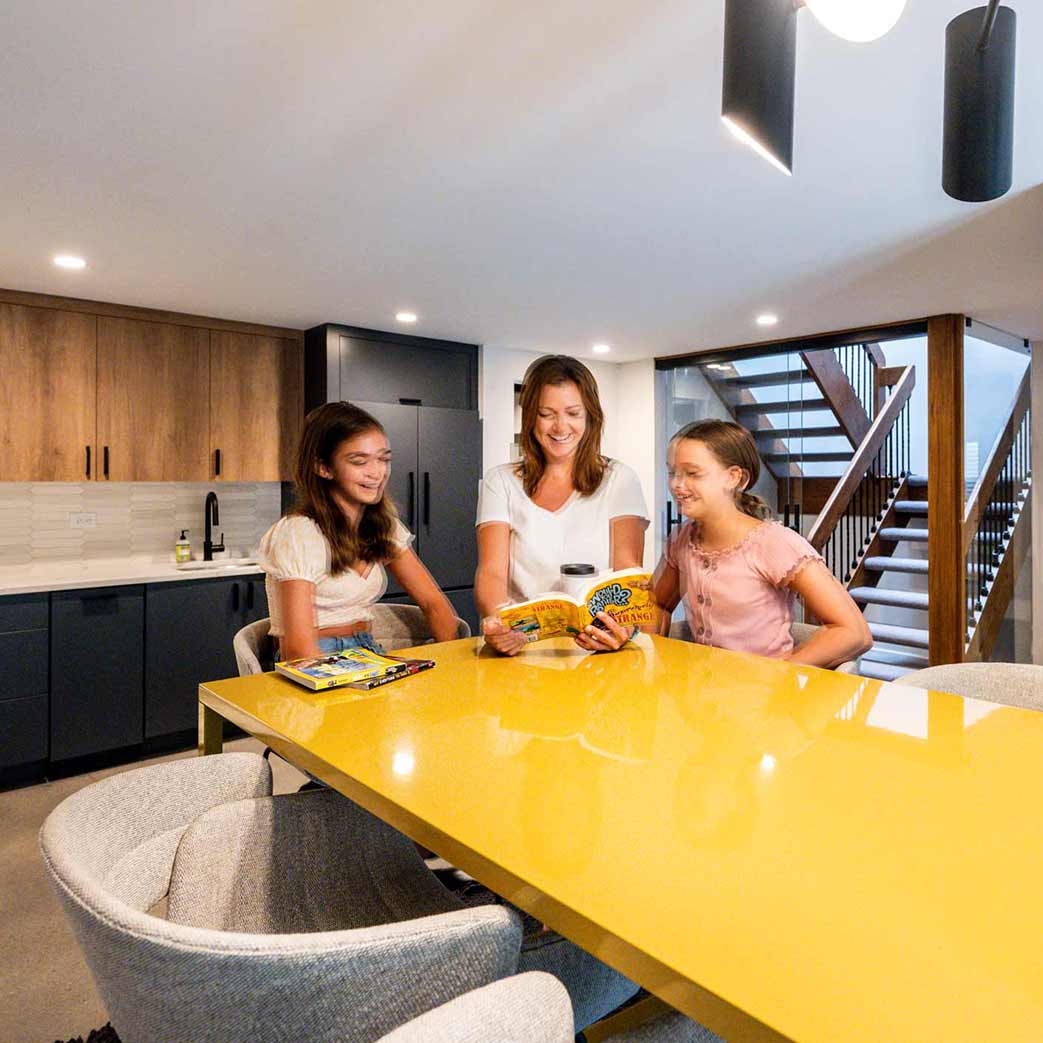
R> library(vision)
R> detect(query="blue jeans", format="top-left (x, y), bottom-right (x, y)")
top-left (317, 632), bottom-right (386, 655)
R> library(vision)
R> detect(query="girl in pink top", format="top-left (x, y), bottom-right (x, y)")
top-left (653, 420), bottom-right (871, 667)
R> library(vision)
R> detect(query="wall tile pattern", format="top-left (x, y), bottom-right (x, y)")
top-left (0, 483), bottom-right (282, 566)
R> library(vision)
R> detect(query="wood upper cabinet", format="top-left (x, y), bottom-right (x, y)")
top-left (209, 331), bottom-right (302, 481)
top-left (0, 304), bottom-right (96, 481)
top-left (96, 317), bottom-right (210, 481)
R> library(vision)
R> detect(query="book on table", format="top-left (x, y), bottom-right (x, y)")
top-left (498, 568), bottom-right (657, 642)
top-left (276, 646), bottom-right (435, 691)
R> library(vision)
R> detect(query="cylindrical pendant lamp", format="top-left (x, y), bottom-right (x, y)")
top-left (943, 5), bottom-right (1016, 202)
top-left (722, 0), bottom-right (797, 175)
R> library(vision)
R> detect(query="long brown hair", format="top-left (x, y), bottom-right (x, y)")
top-left (671, 419), bottom-right (774, 520)
top-left (292, 402), bottom-right (401, 573)
top-left (516, 355), bottom-right (607, 497)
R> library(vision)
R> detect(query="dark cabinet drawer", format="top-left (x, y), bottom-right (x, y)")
top-left (0, 593), bottom-right (48, 633)
top-left (0, 630), bottom-right (49, 701)
top-left (0, 694), bottom-right (48, 769)
top-left (50, 586), bottom-right (145, 761)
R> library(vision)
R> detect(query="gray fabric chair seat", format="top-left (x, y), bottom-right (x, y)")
top-left (379, 972), bottom-right (724, 1043)
top-left (166, 784), bottom-right (639, 1031)
top-left (897, 662), bottom-right (1043, 710)
top-left (669, 618), bottom-right (859, 673)
top-left (39, 754), bottom-right (520, 1043)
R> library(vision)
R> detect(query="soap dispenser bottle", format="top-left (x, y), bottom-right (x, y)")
top-left (175, 529), bottom-right (191, 563)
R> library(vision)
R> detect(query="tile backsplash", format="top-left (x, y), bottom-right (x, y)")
top-left (0, 483), bottom-right (283, 566)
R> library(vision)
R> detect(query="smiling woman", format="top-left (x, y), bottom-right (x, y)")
top-left (474, 355), bottom-right (650, 657)
top-left (257, 402), bottom-right (458, 661)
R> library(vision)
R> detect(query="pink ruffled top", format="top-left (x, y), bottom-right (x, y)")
top-left (665, 520), bottom-right (824, 659)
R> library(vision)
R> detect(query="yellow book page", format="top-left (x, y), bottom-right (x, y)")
top-left (499, 598), bottom-right (584, 640)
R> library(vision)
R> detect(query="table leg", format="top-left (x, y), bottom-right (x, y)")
top-left (198, 701), bottom-right (224, 755)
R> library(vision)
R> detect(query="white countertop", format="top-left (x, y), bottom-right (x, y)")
top-left (0, 556), bottom-right (265, 596)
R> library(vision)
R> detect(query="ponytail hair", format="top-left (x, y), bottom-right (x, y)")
top-left (671, 419), bottom-right (774, 521)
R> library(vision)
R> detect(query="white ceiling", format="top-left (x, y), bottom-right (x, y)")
top-left (1, 1), bottom-right (1040, 362)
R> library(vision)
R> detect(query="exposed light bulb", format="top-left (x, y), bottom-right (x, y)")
top-left (804, 0), bottom-right (907, 43)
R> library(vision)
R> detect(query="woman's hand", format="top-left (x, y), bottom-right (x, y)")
top-left (575, 612), bottom-right (634, 653)
top-left (481, 615), bottom-right (529, 656)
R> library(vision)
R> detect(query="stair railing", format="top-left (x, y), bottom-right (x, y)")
top-left (808, 366), bottom-right (916, 584)
top-left (830, 343), bottom-right (885, 421)
top-left (963, 369), bottom-right (1032, 657)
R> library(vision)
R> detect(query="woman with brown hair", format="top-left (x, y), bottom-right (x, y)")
top-left (654, 419), bottom-right (871, 667)
top-left (475, 355), bottom-right (649, 655)
top-left (258, 401), bottom-right (459, 660)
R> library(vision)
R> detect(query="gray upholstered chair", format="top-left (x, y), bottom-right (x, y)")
top-left (232, 605), bottom-right (471, 675)
top-left (39, 753), bottom-right (521, 1043)
top-left (896, 662), bottom-right (1043, 710)
top-left (371, 602), bottom-right (471, 650)
top-left (668, 618), bottom-right (860, 674)
top-left (378, 972), bottom-right (724, 1043)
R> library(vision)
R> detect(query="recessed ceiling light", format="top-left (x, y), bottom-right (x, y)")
top-left (592, 343), bottom-right (611, 354)
top-left (395, 311), bottom-right (417, 324)
top-left (53, 254), bottom-right (86, 270)
top-left (756, 314), bottom-right (779, 327)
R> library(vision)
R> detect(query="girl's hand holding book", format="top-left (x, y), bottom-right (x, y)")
top-left (481, 615), bottom-right (529, 657)
top-left (574, 611), bottom-right (634, 653)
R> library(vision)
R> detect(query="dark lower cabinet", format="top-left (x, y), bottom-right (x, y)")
top-left (445, 589), bottom-right (479, 636)
top-left (50, 586), bottom-right (144, 762)
top-left (0, 593), bottom-right (50, 782)
top-left (145, 575), bottom-right (268, 739)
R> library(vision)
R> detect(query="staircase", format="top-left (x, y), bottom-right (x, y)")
top-left (700, 346), bottom-right (1032, 680)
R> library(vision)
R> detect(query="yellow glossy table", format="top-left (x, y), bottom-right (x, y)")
top-left (198, 636), bottom-right (1043, 1042)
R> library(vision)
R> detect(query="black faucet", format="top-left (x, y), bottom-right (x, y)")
top-left (203, 491), bottom-right (225, 561)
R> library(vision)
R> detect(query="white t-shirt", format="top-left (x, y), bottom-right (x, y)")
top-left (476, 459), bottom-right (649, 602)
top-left (257, 515), bottom-right (414, 636)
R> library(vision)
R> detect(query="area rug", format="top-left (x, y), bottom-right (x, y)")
top-left (53, 1026), bottom-right (120, 1043)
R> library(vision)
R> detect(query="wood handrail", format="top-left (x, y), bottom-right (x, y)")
top-left (807, 365), bottom-right (916, 552)
top-left (962, 369), bottom-right (1031, 554)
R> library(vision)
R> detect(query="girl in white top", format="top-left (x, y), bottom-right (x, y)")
top-left (258, 401), bottom-right (458, 660)
top-left (475, 355), bottom-right (649, 655)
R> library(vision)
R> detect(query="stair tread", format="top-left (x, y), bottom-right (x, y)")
top-left (907, 474), bottom-right (929, 486)
top-left (764, 451), bottom-right (852, 463)
top-left (735, 398), bottom-right (829, 414)
top-left (713, 370), bottom-right (813, 388)
top-left (894, 500), bottom-right (929, 513)
top-left (879, 527), bottom-right (929, 542)
top-left (753, 426), bottom-right (846, 440)
top-left (868, 621), bottom-right (930, 648)
top-left (850, 586), bottom-right (929, 610)
top-left (863, 556), bottom-right (929, 574)
top-left (861, 647), bottom-right (930, 669)
top-left (859, 660), bottom-right (921, 683)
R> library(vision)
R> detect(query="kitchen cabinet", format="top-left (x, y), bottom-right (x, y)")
top-left (0, 304), bottom-right (96, 482)
top-left (50, 586), bottom-right (145, 762)
top-left (354, 402), bottom-right (481, 597)
top-left (209, 331), bottom-right (303, 481)
top-left (0, 594), bottom-right (49, 780)
top-left (97, 317), bottom-right (210, 481)
top-left (144, 575), bottom-right (268, 739)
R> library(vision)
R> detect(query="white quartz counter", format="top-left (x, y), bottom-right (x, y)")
top-left (0, 557), bottom-right (264, 596)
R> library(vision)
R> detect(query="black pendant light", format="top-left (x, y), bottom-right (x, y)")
top-left (943, 2), bottom-right (1016, 202)
top-left (721, 0), bottom-right (797, 175)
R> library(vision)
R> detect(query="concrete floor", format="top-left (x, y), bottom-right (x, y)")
top-left (0, 739), bottom-right (308, 1043)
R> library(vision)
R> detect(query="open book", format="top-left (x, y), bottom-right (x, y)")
top-left (276, 646), bottom-right (435, 691)
top-left (498, 568), bottom-right (657, 642)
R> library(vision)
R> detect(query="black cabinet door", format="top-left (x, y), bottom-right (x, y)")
top-left (418, 407), bottom-right (482, 589)
top-left (51, 586), bottom-right (144, 761)
top-left (145, 578), bottom-right (247, 739)
top-left (445, 588), bottom-right (479, 637)
top-left (355, 401), bottom-right (419, 597)
top-left (242, 575), bottom-right (269, 625)
top-left (339, 335), bottom-right (474, 410)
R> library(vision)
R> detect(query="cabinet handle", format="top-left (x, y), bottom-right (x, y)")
top-left (85, 445), bottom-right (91, 479)
top-left (784, 504), bottom-right (791, 528)
top-left (666, 500), bottom-right (676, 537)
top-left (246, 582), bottom-right (254, 611)
top-left (232, 583), bottom-right (240, 612)
top-left (408, 472), bottom-right (416, 528)
top-left (423, 472), bottom-right (431, 526)
top-left (103, 445), bottom-right (109, 479)
top-left (215, 448), bottom-right (221, 477)
top-left (793, 503), bottom-right (801, 533)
